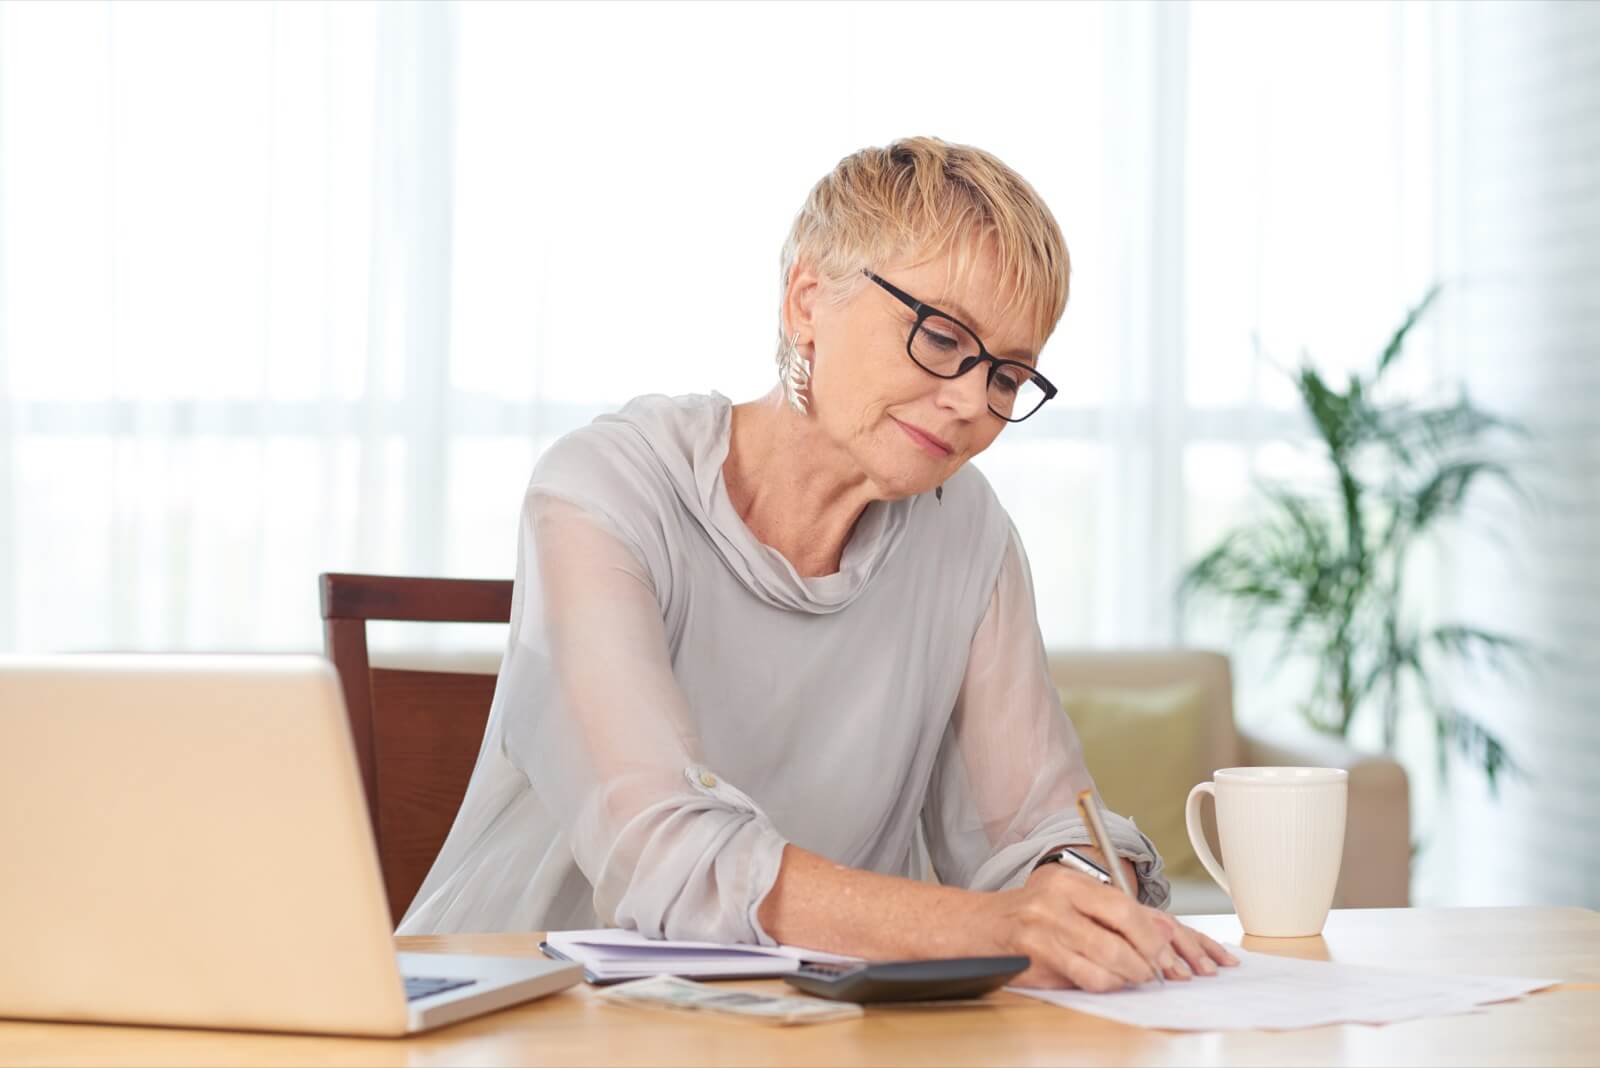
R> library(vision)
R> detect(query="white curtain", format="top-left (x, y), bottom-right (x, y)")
top-left (1432, 0), bottom-right (1600, 908)
top-left (0, 0), bottom-right (1440, 662)
top-left (3, 0), bottom-right (391, 651)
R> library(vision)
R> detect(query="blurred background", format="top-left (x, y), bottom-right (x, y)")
top-left (1, 1), bottom-right (1594, 910)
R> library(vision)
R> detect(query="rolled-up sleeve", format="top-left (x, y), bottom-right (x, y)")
top-left (920, 524), bottom-right (1170, 908)
top-left (501, 490), bottom-right (789, 945)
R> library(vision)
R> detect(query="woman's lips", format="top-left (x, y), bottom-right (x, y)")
top-left (893, 417), bottom-right (953, 457)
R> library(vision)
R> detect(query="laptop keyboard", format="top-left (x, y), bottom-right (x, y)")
top-left (405, 975), bottom-right (478, 1002)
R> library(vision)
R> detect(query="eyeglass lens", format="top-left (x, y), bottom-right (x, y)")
top-left (909, 315), bottom-right (1048, 421)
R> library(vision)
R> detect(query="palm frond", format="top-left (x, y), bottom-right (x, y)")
top-left (1294, 363), bottom-right (1354, 457)
top-left (1358, 631), bottom-right (1420, 710)
top-left (1375, 283), bottom-right (1444, 379)
top-left (1434, 703), bottom-right (1521, 797)
top-left (1404, 458), bottom-right (1521, 532)
top-left (1370, 396), bottom-right (1526, 472)
top-left (1426, 625), bottom-right (1535, 677)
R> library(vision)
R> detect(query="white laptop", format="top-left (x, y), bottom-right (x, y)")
top-left (0, 654), bottom-right (581, 1036)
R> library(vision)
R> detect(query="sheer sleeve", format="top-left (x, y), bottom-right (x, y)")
top-left (921, 524), bottom-right (1171, 908)
top-left (501, 490), bottom-right (789, 945)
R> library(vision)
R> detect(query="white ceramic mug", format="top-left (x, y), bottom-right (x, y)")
top-left (1185, 767), bottom-right (1348, 937)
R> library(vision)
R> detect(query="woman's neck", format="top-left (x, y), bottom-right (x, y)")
top-left (723, 391), bottom-right (879, 578)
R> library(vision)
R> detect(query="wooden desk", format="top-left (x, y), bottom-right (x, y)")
top-left (3, 907), bottom-right (1596, 1066)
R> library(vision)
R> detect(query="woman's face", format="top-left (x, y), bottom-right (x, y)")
top-left (789, 248), bottom-right (1044, 500)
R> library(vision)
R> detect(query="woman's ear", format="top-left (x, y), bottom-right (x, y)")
top-left (782, 260), bottom-right (823, 344)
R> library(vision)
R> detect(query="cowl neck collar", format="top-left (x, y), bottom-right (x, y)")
top-left (597, 392), bottom-right (917, 614)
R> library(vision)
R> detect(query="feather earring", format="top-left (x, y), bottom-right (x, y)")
top-left (936, 485), bottom-right (943, 504)
top-left (777, 331), bottom-right (812, 415)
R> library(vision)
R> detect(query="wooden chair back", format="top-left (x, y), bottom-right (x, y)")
top-left (318, 572), bottom-right (512, 926)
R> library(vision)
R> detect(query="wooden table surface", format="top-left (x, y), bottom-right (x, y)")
top-left (3, 907), bottom-right (1597, 1066)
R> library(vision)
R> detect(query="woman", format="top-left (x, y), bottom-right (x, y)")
top-left (399, 137), bottom-right (1236, 991)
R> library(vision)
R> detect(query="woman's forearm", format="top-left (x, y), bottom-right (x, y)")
top-left (754, 843), bottom-right (1140, 960)
top-left (754, 844), bottom-right (997, 958)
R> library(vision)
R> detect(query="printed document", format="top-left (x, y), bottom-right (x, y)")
top-left (1011, 947), bottom-right (1557, 1031)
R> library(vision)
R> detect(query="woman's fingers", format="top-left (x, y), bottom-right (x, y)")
top-left (1059, 911), bottom-right (1159, 987)
top-left (1068, 880), bottom-right (1239, 980)
top-left (1011, 923), bottom-right (1134, 992)
top-left (1064, 877), bottom-right (1174, 968)
top-left (1157, 945), bottom-right (1192, 980)
top-left (1056, 947), bottom-right (1136, 993)
top-left (1134, 909), bottom-right (1191, 980)
top-left (1011, 891), bottom-right (1152, 989)
top-left (1192, 926), bottom-right (1239, 966)
top-left (1173, 930), bottom-right (1217, 976)
top-left (1167, 921), bottom-right (1239, 975)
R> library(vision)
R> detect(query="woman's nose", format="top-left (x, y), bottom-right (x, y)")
top-left (934, 361), bottom-right (991, 419)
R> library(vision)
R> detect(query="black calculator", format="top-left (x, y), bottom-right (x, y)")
top-left (782, 956), bottom-right (1030, 1003)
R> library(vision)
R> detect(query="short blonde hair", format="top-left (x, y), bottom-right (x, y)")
top-left (778, 136), bottom-right (1071, 361)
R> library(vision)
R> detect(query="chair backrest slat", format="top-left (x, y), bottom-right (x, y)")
top-left (320, 572), bottom-right (513, 623)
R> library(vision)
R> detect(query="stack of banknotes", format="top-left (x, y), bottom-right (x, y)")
top-left (597, 975), bottom-right (863, 1025)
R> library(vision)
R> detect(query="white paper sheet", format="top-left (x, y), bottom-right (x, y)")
top-left (1009, 946), bottom-right (1558, 1031)
top-left (544, 928), bottom-right (862, 981)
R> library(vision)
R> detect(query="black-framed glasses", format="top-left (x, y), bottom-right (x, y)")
top-left (862, 269), bottom-right (1057, 423)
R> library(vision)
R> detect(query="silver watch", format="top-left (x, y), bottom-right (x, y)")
top-left (1035, 847), bottom-right (1113, 884)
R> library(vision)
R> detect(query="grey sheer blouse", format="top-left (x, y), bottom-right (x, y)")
top-left (397, 392), bottom-right (1168, 943)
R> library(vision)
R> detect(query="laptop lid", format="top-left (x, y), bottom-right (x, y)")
top-left (0, 655), bottom-right (411, 1035)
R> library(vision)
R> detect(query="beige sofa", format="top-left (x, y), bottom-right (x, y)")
top-left (1048, 649), bottom-right (1411, 914)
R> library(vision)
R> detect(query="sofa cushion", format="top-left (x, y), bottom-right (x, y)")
top-left (1057, 683), bottom-right (1211, 880)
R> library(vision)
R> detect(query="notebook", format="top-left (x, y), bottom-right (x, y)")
top-left (539, 928), bottom-right (862, 985)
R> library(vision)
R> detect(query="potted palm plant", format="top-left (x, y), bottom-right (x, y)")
top-left (1179, 286), bottom-right (1532, 794)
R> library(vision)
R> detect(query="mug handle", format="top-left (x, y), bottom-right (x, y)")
top-left (1185, 782), bottom-right (1231, 897)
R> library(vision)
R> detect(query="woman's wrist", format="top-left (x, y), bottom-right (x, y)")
top-left (1053, 844), bottom-right (1138, 892)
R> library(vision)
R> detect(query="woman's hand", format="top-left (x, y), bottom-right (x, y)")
top-left (975, 863), bottom-right (1238, 991)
